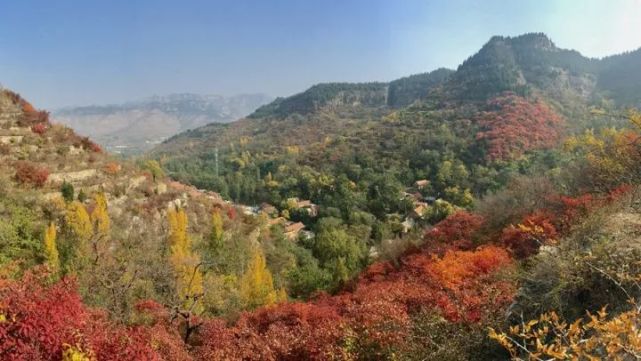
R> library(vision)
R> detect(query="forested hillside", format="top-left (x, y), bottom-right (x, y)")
top-left (2, 32), bottom-right (641, 360)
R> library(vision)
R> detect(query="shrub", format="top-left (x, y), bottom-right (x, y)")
top-left (103, 162), bottom-right (122, 175)
top-left (500, 211), bottom-right (558, 259)
top-left (61, 181), bottom-right (75, 203)
top-left (31, 123), bottom-right (48, 135)
top-left (14, 161), bottom-right (49, 187)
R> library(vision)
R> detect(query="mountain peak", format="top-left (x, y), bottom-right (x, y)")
top-left (484, 33), bottom-right (557, 52)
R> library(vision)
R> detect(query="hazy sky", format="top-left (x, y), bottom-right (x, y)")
top-left (1, 0), bottom-right (640, 109)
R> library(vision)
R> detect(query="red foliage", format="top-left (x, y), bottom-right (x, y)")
top-left (500, 211), bottom-right (558, 259)
top-left (31, 122), bottom-right (48, 135)
top-left (3, 90), bottom-right (49, 126)
top-left (194, 245), bottom-right (515, 359)
top-left (79, 137), bottom-right (103, 153)
top-left (226, 207), bottom-right (237, 220)
top-left (556, 193), bottom-right (594, 232)
top-left (476, 93), bottom-right (563, 161)
top-left (14, 161), bottom-right (49, 187)
top-left (607, 184), bottom-right (633, 202)
top-left (425, 211), bottom-right (485, 248)
top-left (0, 269), bottom-right (165, 361)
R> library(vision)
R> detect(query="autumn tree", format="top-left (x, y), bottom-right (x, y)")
top-left (91, 192), bottom-right (110, 237)
top-left (65, 201), bottom-right (93, 242)
top-left (239, 247), bottom-right (283, 310)
top-left (564, 125), bottom-right (641, 192)
top-left (43, 222), bottom-right (60, 273)
top-left (62, 201), bottom-right (93, 272)
top-left (209, 210), bottom-right (224, 253)
top-left (144, 160), bottom-right (165, 182)
top-left (167, 207), bottom-right (203, 310)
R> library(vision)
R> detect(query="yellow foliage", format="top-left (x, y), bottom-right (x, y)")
top-left (276, 287), bottom-right (288, 303)
top-left (43, 222), bottom-right (60, 272)
top-left (490, 306), bottom-right (641, 360)
top-left (62, 345), bottom-right (92, 361)
top-left (286, 145), bottom-right (299, 155)
top-left (239, 247), bottom-right (280, 310)
top-left (90, 192), bottom-right (110, 237)
top-left (65, 201), bottom-right (92, 241)
top-left (210, 210), bottom-right (224, 251)
top-left (167, 207), bottom-right (203, 309)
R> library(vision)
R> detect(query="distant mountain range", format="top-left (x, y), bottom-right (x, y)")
top-left (54, 93), bottom-right (273, 155)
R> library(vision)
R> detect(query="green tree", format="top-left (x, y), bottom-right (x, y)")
top-left (60, 181), bottom-right (74, 203)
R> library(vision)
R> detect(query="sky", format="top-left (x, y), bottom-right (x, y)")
top-left (0, 0), bottom-right (640, 109)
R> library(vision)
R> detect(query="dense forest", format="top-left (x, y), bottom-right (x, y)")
top-left (2, 33), bottom-right (641, 360)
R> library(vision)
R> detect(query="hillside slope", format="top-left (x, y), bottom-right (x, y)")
top-left (4, 85), bottom-right (641, 359)
top-left (151, 34), bottom-right (639, 239)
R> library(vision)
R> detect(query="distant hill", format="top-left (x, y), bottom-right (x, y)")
top-left (54, 93), bottom-right (272, 155)
top-left (249, 68), bottom-right (454, 118)
top-left (151, 33), bottom-right (641, 212)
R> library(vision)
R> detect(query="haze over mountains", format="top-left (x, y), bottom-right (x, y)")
top-left (54, 93), bottom-right (272, 154)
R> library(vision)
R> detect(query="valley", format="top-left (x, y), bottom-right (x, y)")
top-left (1, 32), bottom-right (641, 360)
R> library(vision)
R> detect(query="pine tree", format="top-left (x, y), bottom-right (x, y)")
top-left (60, 181), bottom-right (74, 203)
top-left (43, 222), bottom-right (60, 273)
top-left (167, 207), bottom-right (203, 309)
top-left (91, 192), bottom-right (110, 237)
top-left (239, 247), bottom-right (280, 310)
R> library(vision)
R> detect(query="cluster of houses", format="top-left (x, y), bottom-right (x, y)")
top-left (400, 179), bottom-right (436, 233)
top-left (240, 197), bottom-right (318, 241)
top-left (238, 179), bottom-right (435, 240)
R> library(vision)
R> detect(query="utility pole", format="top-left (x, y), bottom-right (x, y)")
top-left (214, 147), bottom-right (219, 177)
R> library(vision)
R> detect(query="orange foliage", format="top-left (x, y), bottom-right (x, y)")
top-left (103, 162), bottom-right (122, 175)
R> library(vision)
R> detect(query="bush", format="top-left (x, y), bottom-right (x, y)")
top-left (14, 161), bottom-right (49, 187)
top-left (61, 181), bottom-right (74, 203)
top-left (31, 123), bottom-right (48, 135)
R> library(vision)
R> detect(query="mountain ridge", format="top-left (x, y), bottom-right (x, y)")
top-left (54, 92), bottom-right (273, 155)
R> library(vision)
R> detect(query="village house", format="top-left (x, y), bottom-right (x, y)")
top-left (287, 197), bottom-right (320, 217)
top-left (410, 202), bottom-right (429, 219)
top-left (268, 217), bottom-right (287, 226)
top-left (260, 203), bottom-right (279, 217)
top-left (284, 221), bottom-right (306, 240)
top-left (414, 179), bottom-right (430, 189)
